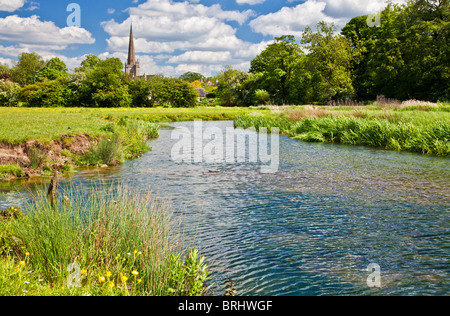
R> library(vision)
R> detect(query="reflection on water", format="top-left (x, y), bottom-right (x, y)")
top-left (1, 121), bottom-right (449, 296)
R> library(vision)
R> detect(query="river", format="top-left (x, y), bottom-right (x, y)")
top-left (1, 121), bottom-right (449, 296)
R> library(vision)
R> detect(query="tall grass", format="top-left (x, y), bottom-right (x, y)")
top-left (234, 107), bottom-right (450, 157)
top-left (78, 120), bottom-right (160, 166)
top-left (291, 117), bottom-right (449, 156)
top-left (2, 183), bottom-right (208, 296)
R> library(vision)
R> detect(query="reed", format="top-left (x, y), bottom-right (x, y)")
top-left (0, 183), bottom-right (209, 296)
top-left (234, 106), bottom-right (450, 157)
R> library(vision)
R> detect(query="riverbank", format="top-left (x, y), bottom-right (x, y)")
top-left (235, 104), bottom-right (450, 157)
top-left (0, 107), bottom-right (260, 180)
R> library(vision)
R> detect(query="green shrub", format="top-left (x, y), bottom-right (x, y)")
top-left (19, 78), bottom-right (71, 107)
top-left (0, 80), bottom-right (21, 107)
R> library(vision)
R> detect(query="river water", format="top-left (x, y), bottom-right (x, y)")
top-left (1, 121), bottom-right (449, 296)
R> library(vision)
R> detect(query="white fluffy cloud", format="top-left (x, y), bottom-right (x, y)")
top-left (0, 0), bottom-right (26, 12)
top-left (0, 15), bottom-right (95, 48)
top-left (251, 0), bottom-right (408, 37)
top-left (101, 0), bottom-right (268, 76)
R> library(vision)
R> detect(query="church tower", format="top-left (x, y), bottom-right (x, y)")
top-left (125, 23), bottom-right (140, 79)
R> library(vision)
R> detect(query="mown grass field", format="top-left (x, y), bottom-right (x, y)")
top-left (0, 107), bottom-right (258, 144)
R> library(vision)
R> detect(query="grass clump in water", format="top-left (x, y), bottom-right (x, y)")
top-left (0, 184), bottom-right (209, 296)
top-left (77, 119), bottom-right (160, 167)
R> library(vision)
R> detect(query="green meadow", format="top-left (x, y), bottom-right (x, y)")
top-left (0, 106), bottom-right (257, 144)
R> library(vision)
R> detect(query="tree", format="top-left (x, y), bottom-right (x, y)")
top-left (179, 72), bottom-right (205, 82)
top-left (301, 22), bottom-right (355, 103)
top-left (11, 52), bottom-right (45, 86)
top-left (0, 72), bottom-right (13, 82)
top-left (250, 35), bottom-right (304, 104)
top-left (255, 89), bottom-right (270, 105)
top-left (35, 57), bottom-right (69, 81)
top-left (216, 66), bottom-right (250, 107)
top-left (80, 57), bottom-right (131, 107)
top-left (341, 0), bottom-right (449, 101)
top-left (128, 78), bottom-right (154, 107)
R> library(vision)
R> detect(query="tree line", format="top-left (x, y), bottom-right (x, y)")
top-left (0, 54), bottom-right (199, 108)
top-left (214, 0), bottom-right (449, 106)
top-left (0, 0), bottom-right (448, 108)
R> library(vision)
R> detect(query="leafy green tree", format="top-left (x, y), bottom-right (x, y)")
top-left (301, 22), bottom-right (355, 103)
top-left (128, 77), bottom-right (155, 107)
top-left (342, 0), bottom-right (449, 101)
top-left (11, 52), bottom-right (45, 86)
top-left (79, 54), bottom-right (101, 72)
top-left (216, 66), bottom-right (250, 106)
top-left (35, 58), bottom-right (69, 81)
top-left (179, 72), bottom-right (206, 82)
top-left (250, 35), bottom-right (304, 104)
top-left (0, 64), bottom-right (10, 74)
top-left (397, 0), bottom-right (449, 101)
top-left (80, 57), bottom-right (131, 107)
top-left (255, 89), bottom-right (270, 105)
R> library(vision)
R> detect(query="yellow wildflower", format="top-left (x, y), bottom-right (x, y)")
top-left (108, 282), bottom-right (115, 288)
top-left (132, 270), bottom-right (139, 277)
top-left (106, 271), bottom-right (112, 277)
top-left (137, 279), bottom-right (142, 284)
top-left (99, 276), bottom-right (106, 284)
top-left (81, 269), bottom-right (87, 275)
top-left (120, 275), bottom-right (128, 283)
top-left (19, 261), bottom-right (25, 266)
top-left (25, 252), bottom-right (29, 256)
top-left (133, 250), bottom-right (138, 254)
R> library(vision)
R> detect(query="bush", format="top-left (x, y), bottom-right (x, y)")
top-left (19, 78), bottom-right (71, 107)
top-left (149, 76), bottom-right (198, 108)
top-left (0, 80), bottom-right (21, 107)
top-left (255, 89), bottom-right (270, 105)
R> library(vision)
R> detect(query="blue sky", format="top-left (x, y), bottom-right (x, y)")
top-left (0, 0), bottom-right (405, 77)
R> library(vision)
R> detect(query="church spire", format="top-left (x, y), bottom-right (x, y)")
top-left (127, 23), bottom-right (136, 65)
top-left (125, 22), bottom-right (139, 79)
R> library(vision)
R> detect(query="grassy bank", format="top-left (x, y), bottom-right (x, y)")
top-left (235, 104), bottom-right (450, 157)
top-left (0, 184), bottom-right (209, 296)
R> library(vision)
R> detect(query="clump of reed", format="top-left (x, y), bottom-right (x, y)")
top-left (0, 183), bottom-right (209, 296)
top-left (78, 119), bottom-right (160, 166)
top-left (291, 116), bottom-right (449, 156)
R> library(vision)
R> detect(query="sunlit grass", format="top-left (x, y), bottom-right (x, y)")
top-left (0, 107), bottom-right (259, 144)
top-left (235, 105), bottom-right (450, 157)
